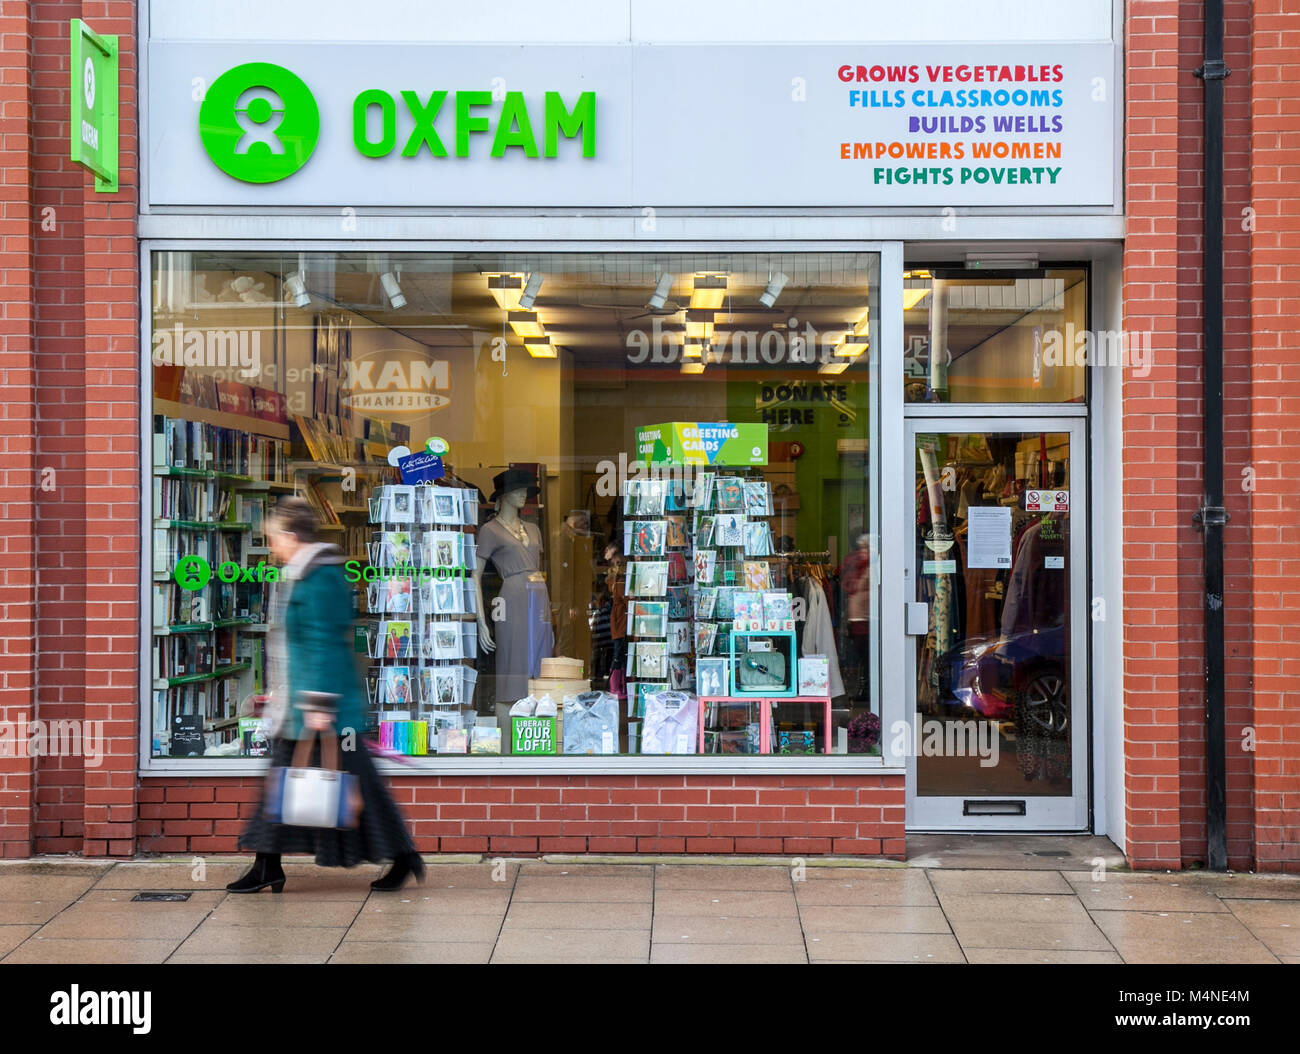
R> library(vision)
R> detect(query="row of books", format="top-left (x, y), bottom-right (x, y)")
top-left (300, 479), bottom-right (343, 526)
top-left (152, 676), bottom-right (240, 737)
top-left (294, 413), bottom-right (358, 464)
top-left (154, 414), bottom-right (288, 479)
top-left (152, 577), bottom-right (270, 627)
top-left (153, 476), bottom-right (233, 522)
top-left (152, 634), bottom-right (215, 681)
top-left (152, 630), bottom-right (263, 682)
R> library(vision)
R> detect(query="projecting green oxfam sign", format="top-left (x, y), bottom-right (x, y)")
top-left (198, 62), bottom-right (596, 184)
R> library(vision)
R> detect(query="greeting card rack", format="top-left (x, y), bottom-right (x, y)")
top-left (363, 481), bottom-right (482, 753)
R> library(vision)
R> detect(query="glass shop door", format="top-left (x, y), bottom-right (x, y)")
top-left (903, 419), bottom-right (1088, 830)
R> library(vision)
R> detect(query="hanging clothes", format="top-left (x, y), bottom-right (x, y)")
top-left (800, 576), bottom-right (846, 698)
top-left (1001, 515), bottom-right (1067, 635)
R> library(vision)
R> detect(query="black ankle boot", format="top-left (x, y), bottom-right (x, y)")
top-left (226, 853), bottom-right (286, 894)
top-left (371, 852), bottom-right (426, 892)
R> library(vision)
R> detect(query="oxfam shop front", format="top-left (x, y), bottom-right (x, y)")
top-left (139, 6), bottom-right (1124, 854)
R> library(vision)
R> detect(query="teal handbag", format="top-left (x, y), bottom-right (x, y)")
top-left (736, 650), bottom-right (787, 690)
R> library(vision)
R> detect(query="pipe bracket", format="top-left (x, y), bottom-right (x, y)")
top-left (1193, 505), bottom-right (1230, 531)
top-left (1193, 60), bottom-right (1232, 81)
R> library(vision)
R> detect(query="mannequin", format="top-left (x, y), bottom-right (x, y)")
top-left (472, 469), bottom-right (555, 744)
top-left (551, 509), bottom-right (594, 664)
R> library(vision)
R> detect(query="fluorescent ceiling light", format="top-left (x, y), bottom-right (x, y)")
top-left (488, 274), bottom-right (524, 311)
top-left (648, 273), bottom-right (674, 310)
top-left (508, 311), bottom-right (545, 338)
top-left (852, 309), bottom-right (871, 337)
top-left (681, 361), bottom-right (706, 375)
top-left (690, 275), bottom-right (727, 310)
top-left (834, 334), bottom-right (870, 357)
top-left (684, 310), bottom-right (714, 340)
top-left (965, 252), bottom-right (1039, 270)
top-left (523, 335), bottom-right (557, 358)
top-left (518, 272), bottom-right (544, 310)
top-left (681, 341), bottom-right (705, 360)
top-left (818, 359), bottom-right (851, 375)
top-left (903, 287), bottom-right (930, 311)
top-left (758, 272), bottom-right (789, 308)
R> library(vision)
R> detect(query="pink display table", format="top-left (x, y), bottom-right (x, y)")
top-left (698, 695), bottom-right (834, 754)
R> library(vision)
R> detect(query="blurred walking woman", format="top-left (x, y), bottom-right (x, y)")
top-left (228, 497), bottom-right (425, 893)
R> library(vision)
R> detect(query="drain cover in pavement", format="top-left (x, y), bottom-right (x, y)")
top-left (131, 891), bottom-right (192, 902)
top-left (1029, 851), bottom-right (1070, 858)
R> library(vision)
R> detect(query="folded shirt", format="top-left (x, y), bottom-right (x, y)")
top-left (640, 690), bottom-right (698, 755)
top-left (563, 691), bottom-right (620, 755)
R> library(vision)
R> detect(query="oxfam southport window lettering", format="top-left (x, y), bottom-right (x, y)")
top-left (196, 60), bottom-right (595, 185)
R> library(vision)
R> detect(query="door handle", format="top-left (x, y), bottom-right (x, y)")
top-left (905, 602), bottom-right (929, 636)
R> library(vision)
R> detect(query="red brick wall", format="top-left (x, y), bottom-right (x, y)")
top-left (22, 1), bottom-right (140, 857)
top-left (136, 775), bottom-right (907, 858)
top-left (0, 2), bottom-right (40, 859)
top-left (1247, 1), bottom-right (1300, 872)
top-left (1124, 1), bottom-right (1295, 872)
top-left (32, 3), bottom-right (89, 855)
top-left (75, 1), bottom-right (141, 858)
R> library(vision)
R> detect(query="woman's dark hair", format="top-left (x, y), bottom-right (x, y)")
top-left (270, 496), bottom-right (319, 543)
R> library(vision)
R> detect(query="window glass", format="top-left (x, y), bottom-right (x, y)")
top-left (903, 268), bottom-right (1087, 403)
top-left (148, 251), bottom-right (880, 760)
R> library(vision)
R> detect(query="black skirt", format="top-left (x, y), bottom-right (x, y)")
top-left (238, 737), bottom-right (416, 867)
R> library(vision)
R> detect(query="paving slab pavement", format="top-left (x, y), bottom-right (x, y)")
top-left (1, 839), bottom-right (1296, 964)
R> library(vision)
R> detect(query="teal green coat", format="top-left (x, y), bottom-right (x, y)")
top-left (283, 556), bottom-right (365, 741)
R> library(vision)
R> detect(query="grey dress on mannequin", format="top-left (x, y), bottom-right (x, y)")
top-left (477, 517), bottom-right (555, 701)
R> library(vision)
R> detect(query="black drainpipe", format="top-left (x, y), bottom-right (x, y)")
top-left (1193, 0), bottom-right (1230, 871)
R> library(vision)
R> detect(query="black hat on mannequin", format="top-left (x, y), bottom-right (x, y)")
top-left (489, 467), bottom-right (540, 503)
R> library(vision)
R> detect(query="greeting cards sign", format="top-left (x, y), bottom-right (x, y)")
top-left (636, 422), bottom-right (769, 467)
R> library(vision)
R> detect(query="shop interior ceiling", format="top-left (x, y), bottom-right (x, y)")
top-left (182, 252), bottom-right (1082, 371)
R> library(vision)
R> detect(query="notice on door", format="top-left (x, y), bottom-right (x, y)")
top-left (1025, 489), bottom-right (1069, 512)
top-left (966, 505), bottom-right (1012, 569)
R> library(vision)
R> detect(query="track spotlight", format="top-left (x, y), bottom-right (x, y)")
top-left (518, 272), bottom-right (544, 310)
top-left (648, 273), bottom-right (674, 310)
top-left (381, 271), bottom-right (406, 310)
top-left (759, 272), bottom-right (789, 308)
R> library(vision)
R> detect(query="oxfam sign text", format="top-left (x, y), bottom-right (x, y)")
top-left (198, 61), bottom-right (595, 184)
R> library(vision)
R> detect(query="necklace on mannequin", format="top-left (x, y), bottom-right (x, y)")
top-left (501, 515), bottom-right (528, 545)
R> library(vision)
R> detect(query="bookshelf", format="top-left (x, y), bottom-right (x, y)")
top-left (150, 410), bottom-right (288, 758)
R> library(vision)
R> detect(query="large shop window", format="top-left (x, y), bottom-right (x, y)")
top-left (147, 252), bottom-right (880, 761)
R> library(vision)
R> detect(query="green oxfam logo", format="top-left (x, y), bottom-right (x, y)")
top-left (199, 62), bottom-right (320, 183)
top-left (174, 555), bottom-right (212, 591)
